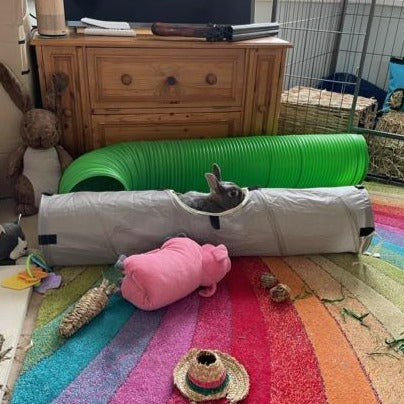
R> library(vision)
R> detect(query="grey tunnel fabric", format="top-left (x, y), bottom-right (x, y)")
top-left (38, 186), bottom-right (374, 266)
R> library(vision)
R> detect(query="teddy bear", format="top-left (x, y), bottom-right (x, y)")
top-left (117, 237), bottom-right (231, 311)
top-left (0, 61), bottom-right (73, 216)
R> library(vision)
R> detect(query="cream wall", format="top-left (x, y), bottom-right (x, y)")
top-left (0, 0), bottom-right (33, 198)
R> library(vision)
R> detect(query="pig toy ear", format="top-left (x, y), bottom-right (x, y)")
top-left (212, 245), bottom-right (229, 262)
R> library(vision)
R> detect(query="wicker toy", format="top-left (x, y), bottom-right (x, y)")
top-left (173, 348), bottom-right (250, 403)
top-left (59, 279), bottom-right (117, 338)
top-left (260, 273), bottom-right (278, 289)
top-left (269, 283), bottom-right (292, 303)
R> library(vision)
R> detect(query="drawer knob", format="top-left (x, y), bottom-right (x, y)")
top-left (63, 108), bottom-right (72, 118)
top-left (206, 73), bottom-right (217, 85)
top-left (166, 76), bottom-right (177, 86)
top-left (121, 74), bottom-right (133, 86)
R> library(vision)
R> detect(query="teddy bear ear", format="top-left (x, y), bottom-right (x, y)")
top-left (0, 62), bottom-right (33, 113)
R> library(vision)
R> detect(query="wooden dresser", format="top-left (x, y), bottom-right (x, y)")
top-left (31, 30), bottom-right (291, 157)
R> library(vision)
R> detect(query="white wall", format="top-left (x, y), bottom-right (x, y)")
top-left (255, 0), bottom-right (404, 94)
top-left (338, 2), bottom-right (404, 90)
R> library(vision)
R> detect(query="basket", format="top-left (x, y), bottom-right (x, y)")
top-left (278, 86), bottom-right (378, 134)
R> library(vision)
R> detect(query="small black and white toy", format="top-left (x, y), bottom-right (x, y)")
top-left (0, 215), bottom-right (28, 265)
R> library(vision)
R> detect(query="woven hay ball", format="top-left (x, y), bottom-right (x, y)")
top-left (269, 283), bottom-right (291, 303)
top-left (261, 273), bottom-right (278, 289)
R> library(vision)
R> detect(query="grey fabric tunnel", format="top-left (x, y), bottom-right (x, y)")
top-left (38, 186), bottom-right (374, 266)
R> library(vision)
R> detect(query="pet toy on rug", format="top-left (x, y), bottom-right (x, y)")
top-left (117, 237), bottom-right (231, 311)
top-left (0, 62), bottom-right (72, 216)
top-left (173, 348), bottom-right (249, 403)
top-left (59, 279), bottom-right (118, 338)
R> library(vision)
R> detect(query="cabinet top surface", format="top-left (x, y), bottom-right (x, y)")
top-left (31, 28), bottom-right (292, 49)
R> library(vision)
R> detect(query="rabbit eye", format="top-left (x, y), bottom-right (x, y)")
top-left (228, 190), bottom-right (238, 198)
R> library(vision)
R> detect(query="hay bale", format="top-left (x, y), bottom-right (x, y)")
top-left (376, 110), bottom-right (404, 134)
top-left (278, 86), bottom-right (377, 134)
top-left (367, 111), bottom-right (404, 181)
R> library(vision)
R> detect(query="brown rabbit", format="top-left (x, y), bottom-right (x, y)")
top-left (179, 163), bottom-right (244, 213)
top-left (0, 62), bottom-right (72, 216)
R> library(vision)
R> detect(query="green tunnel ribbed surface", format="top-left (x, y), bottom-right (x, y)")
top-left (59, 134), bottom-right (369, 193)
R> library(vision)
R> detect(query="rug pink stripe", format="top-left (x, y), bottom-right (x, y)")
top-left (227, 258), bottom-right (272, 404)
top-left (110, 293), bottom-right (199, 404)
top-left (373, 203), bottom-right (404, 219)
top-left (374, 212), bottom-right (404, 230)
top-left (167, 281), bottom-right (232, 404)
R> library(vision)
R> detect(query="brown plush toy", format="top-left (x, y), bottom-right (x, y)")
top-left (0, 62), bottom-right (72, 216)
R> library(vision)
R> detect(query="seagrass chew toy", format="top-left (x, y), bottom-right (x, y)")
top-left (59, 279), bottom-right (117, 338)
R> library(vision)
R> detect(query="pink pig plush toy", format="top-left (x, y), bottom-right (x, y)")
top-left (118, 237), bottom-right (231, 310)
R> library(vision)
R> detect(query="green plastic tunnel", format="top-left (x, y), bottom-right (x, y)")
top-left (59, 134), bottom-right (369, 193)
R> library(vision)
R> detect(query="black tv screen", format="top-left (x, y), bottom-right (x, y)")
top-left (64, 0), bottom-right (255, 25)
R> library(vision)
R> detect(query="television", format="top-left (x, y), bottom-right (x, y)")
top-left (64, 0), bottom-right (255, 26)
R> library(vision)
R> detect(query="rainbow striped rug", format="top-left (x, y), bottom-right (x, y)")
top-left (10, 183), bottom-right (404, 404)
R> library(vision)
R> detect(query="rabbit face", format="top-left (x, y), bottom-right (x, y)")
top-left (21, 109), bottom-right (61, 149)
top-left (178, 164), bottom-right (244, 213)
top-left (206, 173), bottom-right (244, 211)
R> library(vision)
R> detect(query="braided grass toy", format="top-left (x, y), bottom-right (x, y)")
top-left (59, 279), bottom-right (118, 338)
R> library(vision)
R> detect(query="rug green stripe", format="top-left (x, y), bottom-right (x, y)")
top-left (21, 305), bottom-right (73, 373)
top-left (324, 254), bottom-right (404, 312)
top-left (54, 266), bottom-right (88, 287)
top-left (35, 265), bottom-right (108, 327)
top-left (25, 266), bottom-right (121, 371)
top-left (22, 267), bottom-right (121, 373)
top-left (361, 255), bottom-right (404, 285)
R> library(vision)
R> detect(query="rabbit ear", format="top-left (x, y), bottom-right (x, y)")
top-left (14, 214), bottom-right (22, 225)
top-left (0, 62), bottom-right (33, 113)
top-left (46, 72), bottom-right (69, 115)
top-left (205, 173), bottom-right (221, 194)
top-left (212, 163), bottom-right (221, 180)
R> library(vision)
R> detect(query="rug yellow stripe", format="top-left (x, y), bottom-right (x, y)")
top-left (262, 257), bottom-right (379, 404)
top-left (284, 256), bottom-right (404, 404)
top-left (365, 181), bottom-right (404, 197)
top-left (310, 255), bottom-right (404, 337)
top-left (372, 196), bottom-right (404, 209)
top-left (326, 254), bottom-right (404, 312)
top-left (361, 255), bottom-right (404, 285)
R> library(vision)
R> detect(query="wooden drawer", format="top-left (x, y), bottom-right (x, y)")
top-left (86, 48), bottom-right (245, 109)
top-left (90, 112), bottom-right (242, 149)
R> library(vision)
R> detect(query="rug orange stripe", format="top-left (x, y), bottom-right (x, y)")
top-left (262, 257), bottom-right (379, 404)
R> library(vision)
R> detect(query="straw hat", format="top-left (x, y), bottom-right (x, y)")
top-left (173, 348), bottom-right (249, 403)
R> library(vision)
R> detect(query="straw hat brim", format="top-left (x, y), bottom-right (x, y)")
top-left (173, 349), bottom-right (250, 403)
